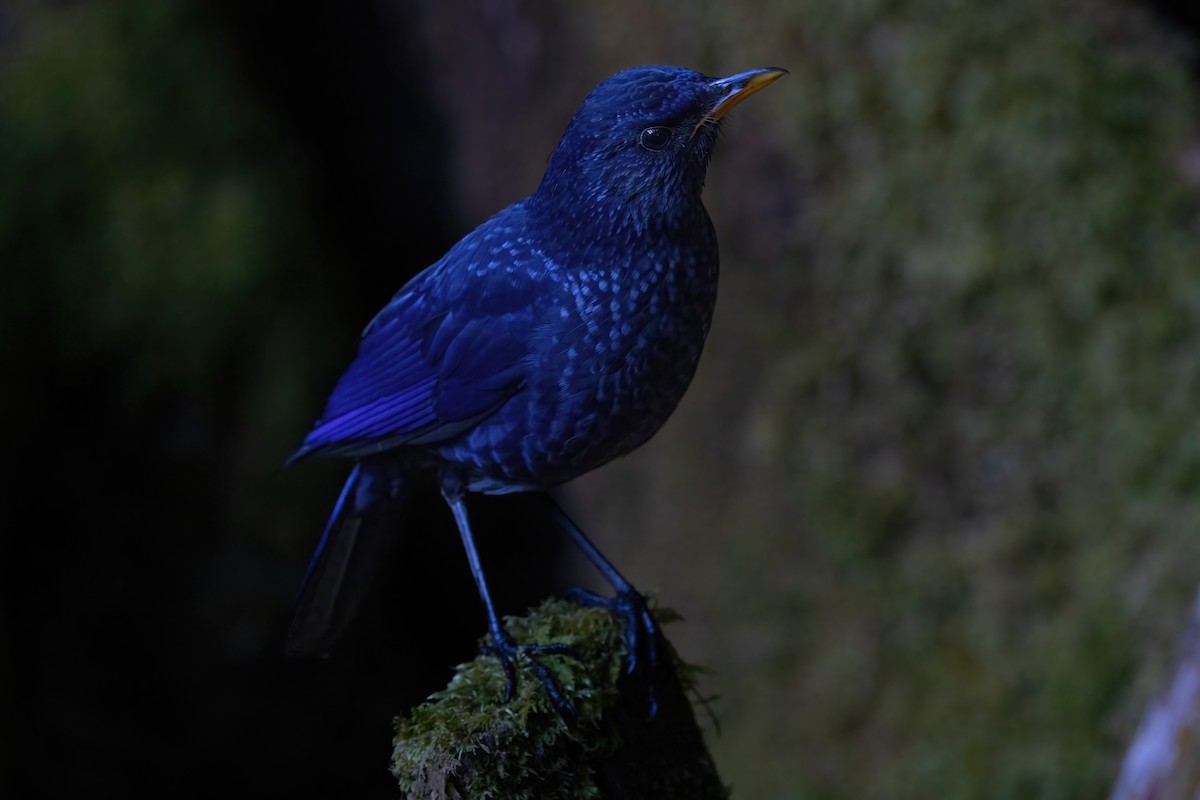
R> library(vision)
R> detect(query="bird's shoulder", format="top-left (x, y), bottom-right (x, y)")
top-left (364, 199), bottom-right (564, 335)
top-left (292, 201), bottom-right (565, 460)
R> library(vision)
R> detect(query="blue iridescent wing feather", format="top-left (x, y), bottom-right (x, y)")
top-left (290, 212), bottom-right (540, 461)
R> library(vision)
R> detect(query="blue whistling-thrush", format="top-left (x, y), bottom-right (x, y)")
top-left (288, 64), bottom-right (786, 710)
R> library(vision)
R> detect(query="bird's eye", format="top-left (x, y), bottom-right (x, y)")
top-left (638, 126), bottom-right (673, 151)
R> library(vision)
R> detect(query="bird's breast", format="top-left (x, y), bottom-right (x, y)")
top-left (445, 235), bottom-right (719, 491)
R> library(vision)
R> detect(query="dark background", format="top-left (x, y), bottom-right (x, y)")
top-left (3, 1), bottom-right (1200, 797)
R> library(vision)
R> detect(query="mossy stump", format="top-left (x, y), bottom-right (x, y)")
top-left (391, 598), bottom-right (727, 799)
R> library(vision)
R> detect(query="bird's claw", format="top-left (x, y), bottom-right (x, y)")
top-left (481, 635), bottom-right (578, 722)
top-left (566, 586), bottom-right (661, 718)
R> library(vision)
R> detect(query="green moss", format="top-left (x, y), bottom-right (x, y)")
top-left (391, 599), bottom-right (727, 800)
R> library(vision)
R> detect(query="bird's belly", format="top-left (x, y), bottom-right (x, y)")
top-left (434, 305), bottom-right (712, 493)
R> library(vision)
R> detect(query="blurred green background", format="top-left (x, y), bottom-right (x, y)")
top-left (3, 0), bottom-right (1199, 798)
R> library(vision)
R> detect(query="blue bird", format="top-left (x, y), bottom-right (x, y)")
top-left (288, 64), bottom-right (786, 713)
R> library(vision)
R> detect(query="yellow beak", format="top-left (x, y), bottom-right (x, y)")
top-left (706, 67), bottom-right (788, 122)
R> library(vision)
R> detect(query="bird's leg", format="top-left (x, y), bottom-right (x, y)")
top-left (533, 492), bottom-right (662, 717)
top-left (440, 476), bottom-right (575, 719)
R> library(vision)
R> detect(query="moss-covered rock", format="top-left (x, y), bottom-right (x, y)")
top-left (391, 599), bottom-right (726, 800)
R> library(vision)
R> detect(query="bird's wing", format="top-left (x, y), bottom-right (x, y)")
top-left (290, 281), bottom-right (531, 461)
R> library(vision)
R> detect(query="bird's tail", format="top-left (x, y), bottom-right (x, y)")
top-left (286, 460), bottom-right (410, 659)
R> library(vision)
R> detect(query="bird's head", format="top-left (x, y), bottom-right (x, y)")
top-left (531, 65), bottom-right (786, 238)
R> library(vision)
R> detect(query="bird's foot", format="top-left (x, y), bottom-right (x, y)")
top-left (566, 586), bottom-right (662, 718)
top-left (481, 633), bottom-right (577, 721)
